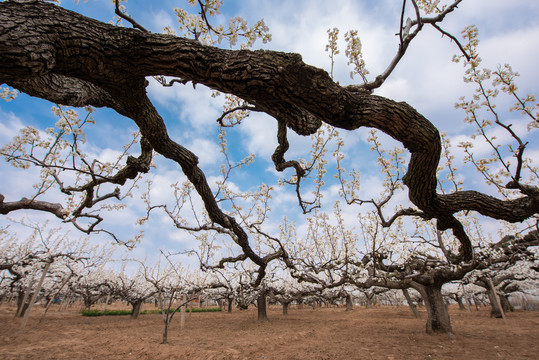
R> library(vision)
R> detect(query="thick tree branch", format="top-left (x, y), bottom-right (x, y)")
top-left (0, 193), bottom-right (67, 219)
top-left (1, 1), bottom-right (538, 261)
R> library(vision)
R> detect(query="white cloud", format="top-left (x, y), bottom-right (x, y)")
top-left (147, 78), bottom-right (224, 135)
top-left (96, 148), bottom-right (124, 164)
top-left (186, 137), bottom-right (220, 167)
top-left (479, 26), bottom-right (539, 92)
top-left (249, 3), bottom-right (395, 97)
top-left (148, 9), bottom-right (175, 34)
top-left (168, 229), bottom-right (196, 246)
top-left (239, 112), bottom-right (278, 159)
top-left (0, 111), bottom-right (25, 143)
top-left (233, 0), bottom-right (539, 141)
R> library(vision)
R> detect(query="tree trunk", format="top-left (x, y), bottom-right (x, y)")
top-left (20, 261), bottom-right (51, 332)
top-left (472, 296), bottom-right (480, 311)
top-left (415, 283), bottom-right (453, 335)
top-left (131, 299), bottom-right (143, 320)
top-left (180, 293), bottom-right (187, 330)
top-left (15, 290), bottom-right (30, 318)
top-left (80, 292), bottom-right (94, 312)
top-left (455, 296), bottom-right (466, 310)
top-left (486, 288), bottom-right (504, 318)
top-left (162, 319), bottom-right (170, 344)
top-left (499, 294), bottom-right (512, 312)
top-left (464, 296), bottom-right (471, 312)
top-left (103, 293), bottom-right (111, 312)
top-left (257, 291), bottom-right (269, 322)
top-left (345, 293), bottom-right (354, 312)
top-left (227, 297), bottom-right (233, 313)
top-left (365, 294), bottom-right (374, 309)
top-left (402, 288), bottom-right (420, 318)
top-left (282, 301), bottom-right (290, 315)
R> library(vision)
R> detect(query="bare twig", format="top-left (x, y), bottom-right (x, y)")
top-left (114, 0), bottom-right (148, 32)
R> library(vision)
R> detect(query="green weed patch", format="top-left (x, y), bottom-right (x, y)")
top-left (81, 309), bottom-right (132, 316)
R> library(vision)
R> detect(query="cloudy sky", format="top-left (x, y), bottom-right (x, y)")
top-left (1, 0), bottom-right (538, 266)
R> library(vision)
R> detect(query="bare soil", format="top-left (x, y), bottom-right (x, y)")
top-left (1, 303), bottom-right (538, 360)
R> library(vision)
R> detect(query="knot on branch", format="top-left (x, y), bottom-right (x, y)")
top-left (506, 181), bottom-right (539, 197)
top-left (285, 111), bottom-right (322, 136)
top-left (252, 100), bottom-right (321, 136)
top-left (126, 155), bottom-right (150, 173)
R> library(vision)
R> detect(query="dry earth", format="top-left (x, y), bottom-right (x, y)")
top-left (1, 303), bottom-right (538, 359)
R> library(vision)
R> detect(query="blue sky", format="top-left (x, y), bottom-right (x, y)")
top-left (1, 0), bottom-right (539, 266)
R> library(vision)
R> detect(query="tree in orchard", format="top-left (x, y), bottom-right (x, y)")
top-left (199, 266), bottom-right (241, 313)
top-left (107, 263), bottom-right (157, 319)
top-left (1, 0), bottom-right (537, 273)
top-left (441, 282), bottom-right (469, 311)
top-left (70, 263), bottom-right (116, 310)
top-left (277, 112), bottom-right (537, 335)
top-left (139, 252), bottom-right (213, 344)
top-left (266, 275), bottom-right (321, 315)
top-left (357, 135), bottom-right (538, 334)
top-left (463, 236), bottom-right (539, 318)
top-left (318, 15), bottom-right (538, 332)
top-left (350, 213), bottom-right (537, 334)
top-left (0, 220), bottom-right (109, 331)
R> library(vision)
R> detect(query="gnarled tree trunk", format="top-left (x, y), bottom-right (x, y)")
top-left (414, 283), bottom-right (453, 335)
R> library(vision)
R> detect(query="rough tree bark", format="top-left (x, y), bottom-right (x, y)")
top-left (130, 299), bottom-right (143, 320)
top-left (257, 290), bottom-right (269, 322)
top-left (345, 293), bottom-right (354, 312)
top-left (475, 277), bottom-right (512, 318)
top-left (412, 282), bottom-right (453, 335)
top-left (357, 278), bottom-right (453, 334)
top-left (1, 1), bottom-right (538, 263)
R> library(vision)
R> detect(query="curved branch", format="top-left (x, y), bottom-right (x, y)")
top-left (1, 1), bottom-right (538, 262)
top-left (216, 104), bottom-right (259, 127)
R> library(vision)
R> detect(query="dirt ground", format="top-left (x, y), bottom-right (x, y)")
top-left (1, 303), bottom-right (538, 360)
